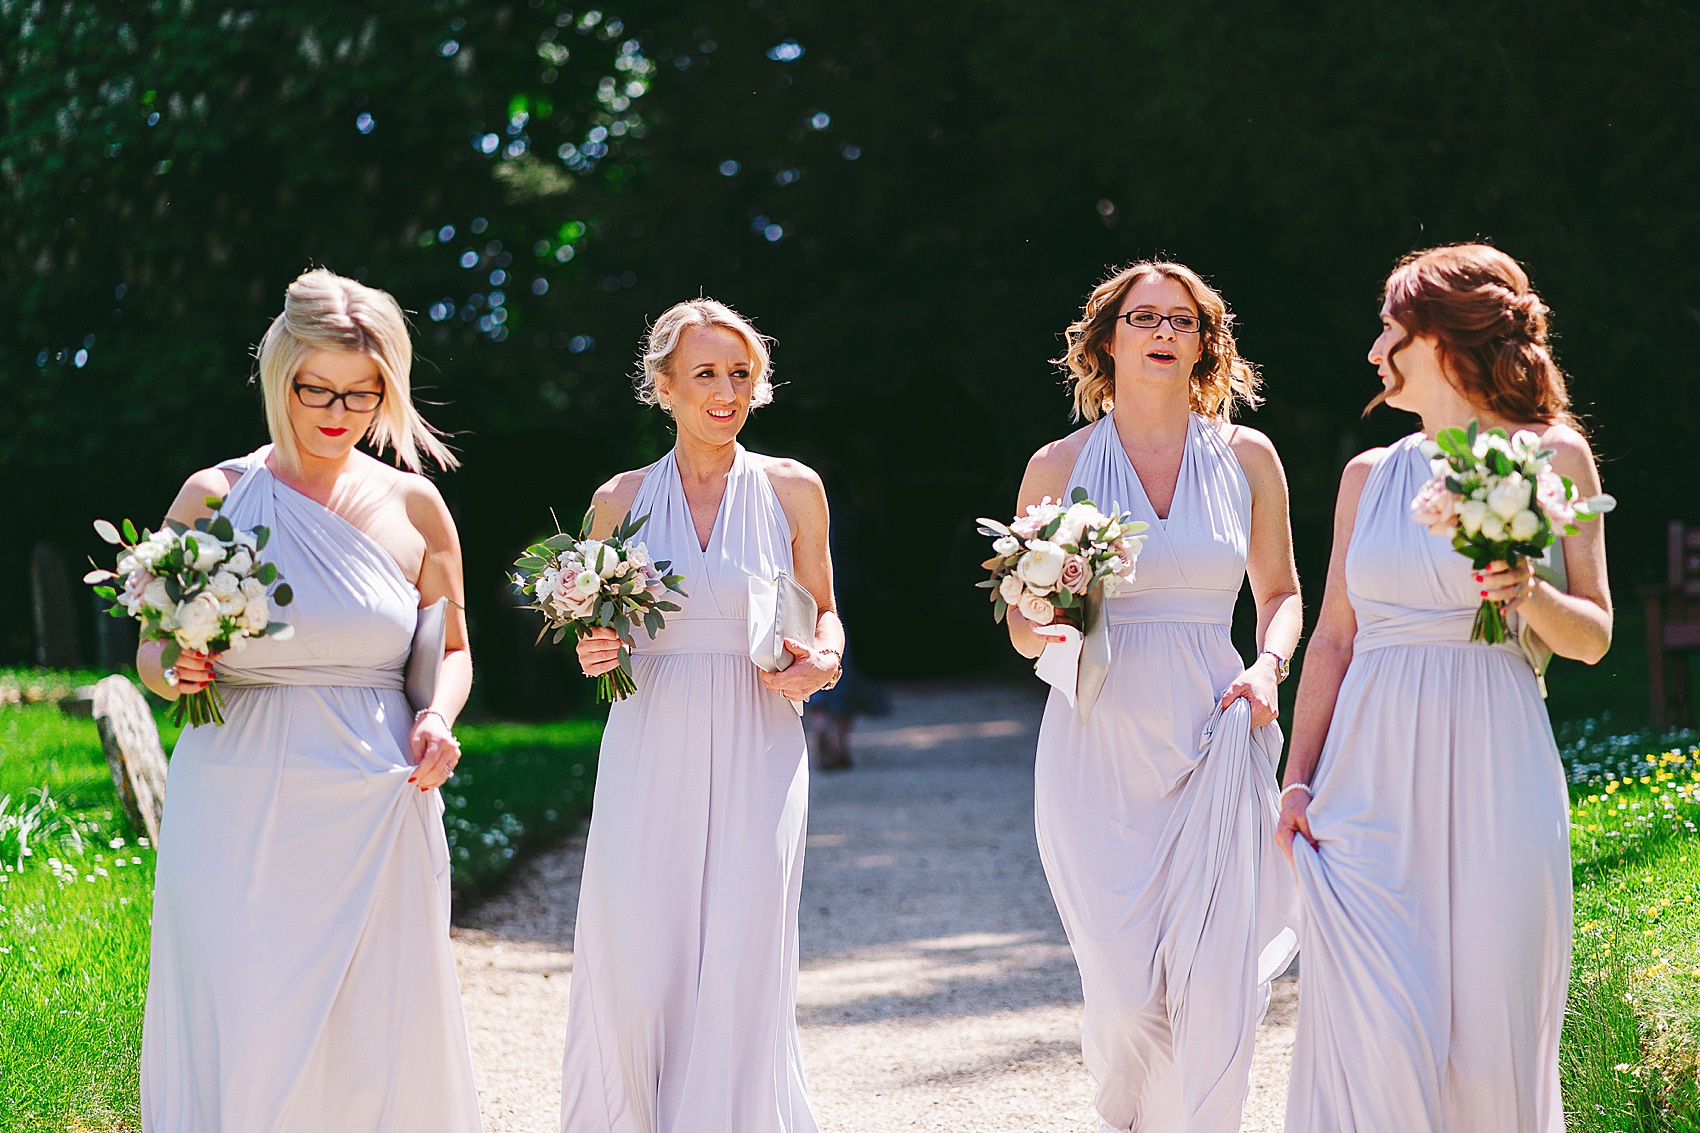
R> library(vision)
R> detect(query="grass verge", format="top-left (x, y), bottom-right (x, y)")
top-left (0, 682), bottom-right (602, 1132)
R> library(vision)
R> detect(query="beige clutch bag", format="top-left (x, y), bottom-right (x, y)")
top-left (405, 598), bottom-right (448, 713)
top-left (748, 573), bottom-right (817, 717)
top-left (1517, 540), bottom-right (1566, 698)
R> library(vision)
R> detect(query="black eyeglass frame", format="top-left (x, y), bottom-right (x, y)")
top-left (1114, 310), bottom-right (1204, 334)
top-left (292, 381), bottom-right (386, 413)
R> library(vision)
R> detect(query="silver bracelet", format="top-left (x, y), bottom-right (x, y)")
top-left (414, 707), bottom-right (452, 731)
top-left (1279, 782), bottom-right (1312, 802)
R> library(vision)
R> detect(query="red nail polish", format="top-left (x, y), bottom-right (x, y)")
top-left (1480, 589), bottom-right (1488, 598)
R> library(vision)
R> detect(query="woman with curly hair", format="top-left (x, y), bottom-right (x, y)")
top-left (1007, 261), bottom-right (1303, 1131)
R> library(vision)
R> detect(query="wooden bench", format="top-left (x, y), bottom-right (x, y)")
top-left (1643, 520), bottom-right (1700, 731)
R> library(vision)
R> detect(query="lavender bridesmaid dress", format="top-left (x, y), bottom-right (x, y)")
top-left (141, 448), bottom-right (481, 1132)
top-left (1286, 434), bottom-right (1570, 1132)
top-left (1034, 412), bottom-right (1296, 1133)
top-left (559, 445), bottom-right (818, 1133)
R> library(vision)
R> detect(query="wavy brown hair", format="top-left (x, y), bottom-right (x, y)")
top-left (1056, 260), bottom-right (1261, 423)
top-left (1372, 243), bottom-right (1574, 427)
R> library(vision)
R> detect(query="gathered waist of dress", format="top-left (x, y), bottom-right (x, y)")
top-left (1104, 588), bottom-right (1235, 628)
top-left (632, 617), bottom-right (749, 658)
top-left (216, 663), bottom-right (405, 691)
top-left (1351, 604), bottom-right (1524, 661)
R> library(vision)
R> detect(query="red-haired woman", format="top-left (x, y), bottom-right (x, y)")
top-left (1279, 245), bottom-right (1611, 1131)
top-left (1009, 262), bottom-right (1303, 1131)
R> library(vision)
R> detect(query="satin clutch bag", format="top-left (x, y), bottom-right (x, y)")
top-left (406, 598), bottom-right (448, 713)
top-left (1517, 539), bottom-right (1567, 698)
top-left (748, 572), bottom-right (817, 717)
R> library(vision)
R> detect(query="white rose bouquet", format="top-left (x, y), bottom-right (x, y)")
top-left (975, 488), bottom-right (1150, 627)
top-left (1410, 420), bottom-right (1614, 644)
top-left (511, 505), bottom-right (687, 703)
top-left (85, 498), bottom-right (296, 726)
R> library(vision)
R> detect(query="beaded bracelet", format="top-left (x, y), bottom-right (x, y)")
top-left (1278, 782), bottom-right (1312, 802)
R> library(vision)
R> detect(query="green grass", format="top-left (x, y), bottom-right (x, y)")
top-left (448, 718), bottom-right (602, 900)
top-left (0, 677), bottom-right (603, 1132)
top-left (1565, 742), bottom-right (1700, 1130)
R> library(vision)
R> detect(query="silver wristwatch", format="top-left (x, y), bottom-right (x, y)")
top-left (1259, 649), bottom-right (1290, 684)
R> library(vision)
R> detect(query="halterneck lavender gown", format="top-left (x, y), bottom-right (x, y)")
top-left (559, 445), bottom-right (818, 1133)
top-left (1286, 434), bottom-right (1570, 1132)
top-left (1034, 412), bottom-right (1296, 1133)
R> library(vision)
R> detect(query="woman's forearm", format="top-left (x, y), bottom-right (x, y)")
top-left (1257, 590), bottom-right (1304, 662)
top-left (136, 639), bottom-right (179, 700)
top-left (428, 649), bottom-right (473, 726)
top-left (1283, 632), bottom-right (1353, 788)
top-left (1519, 582), bottom-right (1612, 665)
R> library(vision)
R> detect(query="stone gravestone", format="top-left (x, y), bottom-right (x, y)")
top-left (91, 675), bottom-right (168, 846)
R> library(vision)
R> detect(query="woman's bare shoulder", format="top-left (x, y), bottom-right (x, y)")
top-left (1025, 422), bottom-right (1096, 480)
top-left (166, 466), bottom-right (242, 524)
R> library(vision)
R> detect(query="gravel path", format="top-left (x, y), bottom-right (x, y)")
top-left (452, 682), bottom-right (1296, 1131)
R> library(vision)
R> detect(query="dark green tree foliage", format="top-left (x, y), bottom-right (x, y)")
top-left (4, 1), bottom-right (1699, 684)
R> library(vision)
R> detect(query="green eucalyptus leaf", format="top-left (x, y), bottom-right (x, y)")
top-left (210, 516), bottom-right (235, 543)
top-left (272, 582), bottom-right (294, 606)
top-left (93, 519), bottom-right (123, 544)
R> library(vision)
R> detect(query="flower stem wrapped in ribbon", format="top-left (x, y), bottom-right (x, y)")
top-left (1410, 420), bottom-right (1615, 644)
top-left (511, 505), bottom-right (687, 703)
top-left (976, 487), bottom-right (1150, 628)
top-left (85, 497), bottom-right (296, 726)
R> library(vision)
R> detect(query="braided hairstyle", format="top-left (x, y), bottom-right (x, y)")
top-left (1372, 244), bottom-right (1575, 427)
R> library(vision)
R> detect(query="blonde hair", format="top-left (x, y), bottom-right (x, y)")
top-left (1056, 260), bottom-right (1262, 423)
top-left (256, 268), bottom-right (457, 475)
top-left (635, 298), bottom-right (775, 412)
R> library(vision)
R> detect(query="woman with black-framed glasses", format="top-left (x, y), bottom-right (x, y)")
top-left (1005, 260), bottom-right (1303, 1132)
top-left (137, 268), bottom-right (481, 1132)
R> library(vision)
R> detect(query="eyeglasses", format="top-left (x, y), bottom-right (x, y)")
top-left (293, 381), bottom-right (385, 413)
top-left (1116, 310), bottom-right (1203, 334)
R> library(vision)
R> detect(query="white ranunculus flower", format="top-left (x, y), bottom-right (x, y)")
top-left (207, 571), bottom-right (240, 597)
top-left (1458, 499), bottom-right (1489, 537)
top-left (240, 577), bottom-right (266, 599)
top-left (141, 577), bottom-right (173, 612)
top-left (999, 574), bottom-right (1024, 605)
top-left (1486, 473), bottom-right (1532, 520)
top-left (116, 553), bottom-right (138, 577)
top-left (132, 539), bottom-right (168, 567)
top-left (242, 599), bottom-right (270, 633)
top-left (1056, 502), bottom-right (1106, 547)
top-left (992, 535), bottom-right (1020, 557)
top-left (1017, 591), bottom-right (1055, 626)
top-left (174, 593), bottom-right (223, 650)
top-left (1015, 540), bottom-right (1066, 592)
top-left (225, 548), bottom-right (253, 575)
top-left (578, 540), bottom-right (619, 579)
top-left (189, 538), bottom-right (226, 572)
top-left (1509, 509), bottom-right (1542, 542)
top-left (573, 569), bottom-right (601, 596)
top-left (1480, 513), bottom-right (1507, 542)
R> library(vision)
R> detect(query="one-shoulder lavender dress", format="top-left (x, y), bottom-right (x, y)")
top-left (559, 445), bottom-right (818, 1133)
top-left (1034, 412), bottom-right (1296, 1133)
top-left (141, 448), bottom-right (480, 1132)
top-left (1287, 434), bottom-right (1570, 1132)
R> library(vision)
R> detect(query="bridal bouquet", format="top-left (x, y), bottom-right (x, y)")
top-left (511, 506), bottom-right (686, 702)
top-left (1410, 421), bottom-right (1614, 643)
top-left (976, 488), bottom-right (1150, 626)
top-left (85, 500), bottom-right (295, 726)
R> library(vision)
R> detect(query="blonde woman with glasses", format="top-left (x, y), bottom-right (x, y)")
top-left (138, 269), bottom-right (480, 1132)
top-left (1007, 261), bottom-right (1302, 1132)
